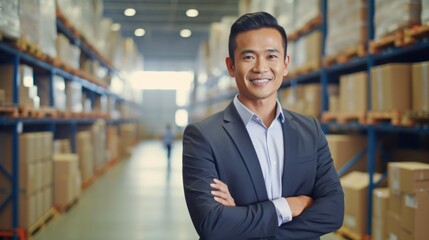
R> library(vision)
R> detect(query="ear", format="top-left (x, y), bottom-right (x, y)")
top-left (283, 55), bottom-right (290, 77)
top-left (225, 57), bottom-right (235, 77)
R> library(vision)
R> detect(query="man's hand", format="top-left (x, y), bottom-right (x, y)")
top-left (286, 195), bottom-right (313, 217)
top-left (210, 179), bottom-right (236, 207)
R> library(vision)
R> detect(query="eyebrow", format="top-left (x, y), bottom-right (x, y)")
top-left (239, 49), bottom-right (281, 55)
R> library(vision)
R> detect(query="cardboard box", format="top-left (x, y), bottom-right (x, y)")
top-left (373, 188), bottom-right (389, 219)
top-left (412, 61), bottom-right (429, 112)
top-left (326, 134), bottom-right (367, 174)
top-left (400, 191), bottom-right (429, 239)
top-left (388, 162), bottom-right (429, 194)
top-left (0, 192), bottom-right (37, 229)
top-left (0, 64), bottom-right (34, 103)
top-left (303, 83), bottom-right (321, 118)
top-left (387, 211), bottom-right (401, 240)
top-left (389, 192), bottom-right (402, 217)
top-left (341, 171), bottom-right (382, 236)
top-left (20, 162), bottom-right (38, 194)
top-left (76, 131), bottom-right (94, 180)
top-left (53, 154), bottom-right (79, 178)
top-left (372, 217), bottom-right (387, 240)
top-left (36, 190), bottom-right (43, 221)
top-left (43, 161), bottom-right (53, 187)
top-left (43, 186), bottom-right (53, 215)
top-left (340, 71), bottom-right (367, 113)
top-left (371, 63), bottom-right (411, 112)
top-left (19, 133), bottom-right (36, 163)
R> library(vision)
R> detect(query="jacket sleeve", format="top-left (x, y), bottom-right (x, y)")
top-left (276, 119), bottom-right (344, 239)
top-left (182, 123), bottom-right (279, 240)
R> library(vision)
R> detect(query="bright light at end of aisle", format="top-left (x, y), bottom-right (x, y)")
top-left (180, 29), bottom-right (192, 38)
top-left (111, 23), bottom-right (121, 31)
top-left (175, 109), bottom-right (188, 127)
top-left (124, 8), bottom-right (136, 16)
top-left (135, 28), bottom-right (145, 37)
top-left (186, 9), bottom-right (199, 17)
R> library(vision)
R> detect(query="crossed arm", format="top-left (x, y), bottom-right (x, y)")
top-left (210, 178), bottom-right (314, 217)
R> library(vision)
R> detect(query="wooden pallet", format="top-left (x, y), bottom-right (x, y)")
top-left (336, 226), bottom-right (367, 240)
top-left (27, 208), bottom-right (57, 238)
top-left (403, 24), bottom-right (429, 45)
top-left (81, 175), bottom-right (96, 190)
top-left (370, 29), bottom-right (405, 54)
top-left (367, 111), bottom-right (413, 126)
top-left (409, 111), bottom-right (429, 124)
top-left (19, 107), bottom-right (44, 118)
top-left (55, 198), bottom-right (79, 213)
top-left (0, 106), bottom-right (20, 118)
top-left (289, 15), bottom-right (323, 41)
top-left (288, 61), bottom-right (320, 78)
top-left (321, 112), bottom-right (367, 125)
top-left (324, 43), bottom-right (367, 67)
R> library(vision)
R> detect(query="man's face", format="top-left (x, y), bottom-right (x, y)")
top-left (226, 28), bottom-right (289, 103)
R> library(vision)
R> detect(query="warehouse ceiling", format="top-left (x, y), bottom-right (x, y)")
top-left (102, 0), bottom-right (239, 71)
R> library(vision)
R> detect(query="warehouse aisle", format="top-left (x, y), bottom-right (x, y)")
top-left (34, 140), bottom-right (198, 240)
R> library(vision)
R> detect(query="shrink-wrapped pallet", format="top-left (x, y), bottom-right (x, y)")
top-left (295, 0), bottom-right (321, 30)
top-left (326, 0), bottom-right (368, 56)
top-left (375, 0), bottom-right (421, 38)
top-left (0, 0), bottom-right (20, 39)
top-left (276, 0), bottom-right (296, 34)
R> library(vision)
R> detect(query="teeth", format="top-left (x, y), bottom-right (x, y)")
top-left (251, 79), bottom-right (269, 83)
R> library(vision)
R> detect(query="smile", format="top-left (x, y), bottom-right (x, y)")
top-left (250, 79), bottom-right (271, 83)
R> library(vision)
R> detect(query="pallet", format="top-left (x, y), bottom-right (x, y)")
top-left (27, 208), bottom-right (57, 238)
top-left (403, 24), bottom-right (429, 45)
top-left (324, 43), bottom-right (367, 67)
top-left (336, 226), bottom-right (367, 240)
top-left (81, 175), bottom-right (96, 190)
top-left (409, 111), bottom-right (429, 124)
top-left (289, 15), bottom-right (323, 41)
top-left (367, 111), bottom-right (413, 126)
top-left (288, 61), bottom-right (320, 78)
top-left (321, 112), bottom-right (366, 125)
top-left (0, 106), bottom-right (20, 118)
top-left (55, 198), bottom-right (79, 213)
top-left (370, 30), bottom-right (405, 54)
top-left (19, 107), bottom-right (43, 118)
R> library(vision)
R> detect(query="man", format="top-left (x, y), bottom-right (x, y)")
top-left (182, 12), bottom-right (344, 240)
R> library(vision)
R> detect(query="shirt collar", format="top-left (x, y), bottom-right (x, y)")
top-left (233, 95), bottom-right (285, 126)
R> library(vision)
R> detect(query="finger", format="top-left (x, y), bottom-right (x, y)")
top-left (214, 196), bottom-right (234, 206)
top-left (211, 190), bottom-right (230, 200)
top-left (210, 183), bottom-right (227, 193)
top-left (213, 179), bottom-right (228, 189)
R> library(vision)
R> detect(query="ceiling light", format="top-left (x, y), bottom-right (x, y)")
top-left (134, 28), bottom-right (145, 37)
top-left (124, 8), bottom-right (136, 16)
top-left (180, 29), bottom-right (192, 38)
top-left (186, 9), bottom-right (199, 17)
top-left (111, 23), bottom-right (121, 31)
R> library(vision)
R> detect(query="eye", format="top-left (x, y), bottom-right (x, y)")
top-left (268, 54), bottom-right (279, 60)
top-left (243, 55), bottom-right (254, 61)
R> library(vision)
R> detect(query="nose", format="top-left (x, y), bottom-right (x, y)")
top-left (252, 58), bottom-right (269, 72)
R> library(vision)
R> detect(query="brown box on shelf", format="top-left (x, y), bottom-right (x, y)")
top-left (400, 191), bottom-right (429, 239)
top-left (387, 211), bottom-right (401, 240)
top-left (389, 191), bottom-right (402, 217)
top-left (372, 217), bottom-right (387, 240)
top-left (326, 134), bottom-right (367, 173)
top-left (76, 131), bottom-right (94, 181)
top-left (340, 71), bottom-right (367, 113)
top-left (42, 186), bottom-right (53, 215)
top-left (305, 31), bottom-right (322, 70)
top-left (388, 161), bottom-right (429, 194)
top-left (370, 63), bottom-right (411, 112)
top-left (412, 61), bottom-right (429, 112)
top-left (0, 89), bottom-right (5, 102)
top-left (0, 192), bottom-right (37, 229)
top-left (373, 188), bottom-right (390, 219)
top-left (42, 160), bottom-right (53, 187)
top-left (303, 83), bottom-right (321, 118)
top-left (19, 133), bottom-right (36, 163)
top-left (340, 171), bottom-right (382, 237)
top-left (0, 64), bottom-right (34, 103)
top-left (53, 154), bottom-right (80, 207)
top-left (53, 154), bottom-right (79, 177)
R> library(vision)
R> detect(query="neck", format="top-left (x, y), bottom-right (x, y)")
top-left (238, 96), bottom-right (277, 126)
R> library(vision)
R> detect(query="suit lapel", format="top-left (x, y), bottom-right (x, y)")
top-left (222, 103), bottom-right (269, 201)
top-left (281, 110), bottom-right (298, 197)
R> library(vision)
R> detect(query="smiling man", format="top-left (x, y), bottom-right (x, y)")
top-left (182, 12), bottom-right (344, 240)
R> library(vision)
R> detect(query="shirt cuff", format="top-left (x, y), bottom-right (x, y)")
top-left (272, 198), bottom-right (293, 226)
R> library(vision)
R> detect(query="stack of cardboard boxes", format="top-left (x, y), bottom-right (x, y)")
top-left (0, 132), bottom-right (53, 229)
top-left (386, 162), bottom-right (429, 240)
top-left (76, 131), bottom-right (94, 182)
top-left (53, 154), bottom-right (81, 210)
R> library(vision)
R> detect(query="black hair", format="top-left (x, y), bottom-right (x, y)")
top-left (228, 12), bottom-right (288, 63)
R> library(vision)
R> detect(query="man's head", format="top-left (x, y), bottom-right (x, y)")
top-left (228, 12), bottom-right (288, 64)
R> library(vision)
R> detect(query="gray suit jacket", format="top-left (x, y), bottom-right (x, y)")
top-left (182, 102), bottom-right (344, 240)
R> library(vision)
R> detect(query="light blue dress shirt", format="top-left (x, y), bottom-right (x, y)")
top-left (233, 96), bottom-right (292, 226)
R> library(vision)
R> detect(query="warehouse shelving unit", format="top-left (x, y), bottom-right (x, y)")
top-left (0, 16), bottom-right (140, 240)
top-left (189, 0), bottom-right (429, 238)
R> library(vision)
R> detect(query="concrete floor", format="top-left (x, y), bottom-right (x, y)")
top-left (34, 140), bottom-right (339, 240)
